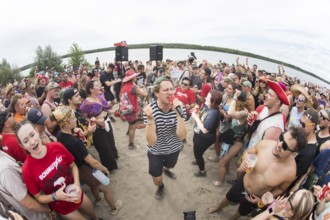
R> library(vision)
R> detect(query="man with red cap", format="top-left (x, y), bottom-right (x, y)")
top-left (120, 69), bottom-right (147, 149)
top-left (246, 79), bottom-right (290, 149)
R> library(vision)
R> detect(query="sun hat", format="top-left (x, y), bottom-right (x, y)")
top-left (122, 69), bottom-right (140, 83)
top-left (4, 83), bottom-right (14, 96)
top-left (266, 79), bottom-right (290, 106)
top-left (290, 84), bottom-right (312, 108)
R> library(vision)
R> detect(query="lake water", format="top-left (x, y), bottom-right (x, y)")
top-left (24, 48), bottom-right (328, 87)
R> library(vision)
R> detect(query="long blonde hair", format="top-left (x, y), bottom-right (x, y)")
top-left (290, 189), bottom-right (314, 220)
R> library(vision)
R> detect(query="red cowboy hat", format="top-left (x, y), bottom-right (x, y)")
top-left (266, 79), bottom-right (290, 106)
top-left (122, 69), bottom-right (140, 83)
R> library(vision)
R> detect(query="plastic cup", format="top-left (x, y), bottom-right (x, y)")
top-left (65, 184), bottom-right (80, 204)
top-left (245, 154), bottom-right (258, 174)
top-left (258, 192), bottom-right (274, 207)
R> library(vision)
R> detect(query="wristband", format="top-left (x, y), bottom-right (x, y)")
top-left (51, 192), bottom-right (58, 201)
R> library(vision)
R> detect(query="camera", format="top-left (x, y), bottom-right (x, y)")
top-left (188, 52), bottom-right (197, 64)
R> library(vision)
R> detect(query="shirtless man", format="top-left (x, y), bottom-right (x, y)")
top-left (208, 127), bottom-right (306, 219)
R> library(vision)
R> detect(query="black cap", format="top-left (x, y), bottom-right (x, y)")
top-left (62, 88), bottom-right (78, 105)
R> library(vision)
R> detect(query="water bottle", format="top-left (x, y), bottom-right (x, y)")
top-left (92, 169), bottom-right (110, 185)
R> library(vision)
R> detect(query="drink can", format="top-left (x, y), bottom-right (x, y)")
top-left (248, 112), bottom-right (258, 126)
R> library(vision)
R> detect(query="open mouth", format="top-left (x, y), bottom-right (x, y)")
top-left (32, 143), bottom-right (39, 151)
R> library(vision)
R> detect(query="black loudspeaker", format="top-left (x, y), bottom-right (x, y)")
top-left (115, 47), bottom-right (128, 61)
top-left (150, 45), bottom-right (163, 61)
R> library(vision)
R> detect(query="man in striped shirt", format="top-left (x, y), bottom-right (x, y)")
top-left (143, 76), bottom-right (187, 200)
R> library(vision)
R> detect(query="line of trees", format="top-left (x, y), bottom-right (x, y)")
top-left (0, 43), bottom-right (328, 86)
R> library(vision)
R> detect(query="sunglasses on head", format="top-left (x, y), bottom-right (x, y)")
top-left (299, 120), bottom-right (314, 128)
top-left (319, 112), bottom-right (330, 121)
top-left (295, 98), bottom-right (305, 103)
top-left (279, 133), bottom-right (297, 152)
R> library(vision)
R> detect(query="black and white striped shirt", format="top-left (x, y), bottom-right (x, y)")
top-left (143, 101), bottom-right (183, 155)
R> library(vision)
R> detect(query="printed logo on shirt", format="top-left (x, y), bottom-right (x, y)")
top-left (176, 91), bottom-right (188, 99)
top-left (39, 156), bottom-right (63, 180)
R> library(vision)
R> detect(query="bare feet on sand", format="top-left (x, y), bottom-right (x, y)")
top-left (207, 206), bottom-right (219, 214)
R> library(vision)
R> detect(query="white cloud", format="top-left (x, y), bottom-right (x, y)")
top-left (1, 0), bottom-right (330, 84)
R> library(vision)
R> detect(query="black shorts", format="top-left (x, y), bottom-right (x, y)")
top-left (104, 91), bottom-right (115, 102)
top-left (148, 150), bottom-right (180, 177)
top-left (226, 176), bottom-right (258, 216)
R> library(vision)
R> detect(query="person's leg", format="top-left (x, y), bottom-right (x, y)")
top-left (78, 193), bottom-right (98, 220)
top-left (59, 210), bottom-right (87, 220)
top-left (193, 134), bottom-right (215, 174)
top-left (128, 122), bottom-right (137, 147)
top-left (98, 185), bottom-right (116, 209)
top-left (208, 175), bottom-right (245, 214)
top-left (214, 130), bottom-right (221, 155)
top-left (163, 150), bottom-right (180, 179)
top-left (90, 186), bottom-right (101, 202)
top-left (207, 197), bottom-right (231, 214)
top-left (218, 142), bottom-right (243, 185)
top-left (148, 152), bottom-right (165, 199)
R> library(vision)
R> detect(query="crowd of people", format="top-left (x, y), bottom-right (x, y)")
top-left (0, 56), bottom-right (330, 220)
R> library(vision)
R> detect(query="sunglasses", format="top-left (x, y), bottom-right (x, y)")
top-left (319, 112), bottom-right (330, 121)
top-left (295, 98), bottom-right (306, 103)
top-left (182, 83), bottom-right (190, 86)
top-left (299, 120), bottom-right (314, 128)
top-left (279, 133), bottom-right (297, 152)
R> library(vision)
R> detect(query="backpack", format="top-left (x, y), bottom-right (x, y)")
top-left (119, 92), bottom-right (133, 115)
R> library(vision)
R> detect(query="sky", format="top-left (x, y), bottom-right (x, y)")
top-left (1, 0), bottom-right (330, 83)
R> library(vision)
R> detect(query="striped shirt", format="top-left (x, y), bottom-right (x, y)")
top-left (143, 101), bottom-right (183, 155)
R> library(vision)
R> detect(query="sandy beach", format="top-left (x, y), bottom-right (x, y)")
top-left (86, 114), bottom-right (250, 220)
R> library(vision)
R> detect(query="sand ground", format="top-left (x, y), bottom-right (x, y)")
top-left (85, 116), bottom-right (251, 220)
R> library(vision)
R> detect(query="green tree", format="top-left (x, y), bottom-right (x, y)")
top-left (68, 43), bottom-right (87, 68)
top-left (0, 58), bottom-right (21, 87)
top-left (30, 45), bottom-right (62, 77)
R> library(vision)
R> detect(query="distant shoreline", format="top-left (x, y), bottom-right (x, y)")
top-left (19, 43), bottom-right (330, 85)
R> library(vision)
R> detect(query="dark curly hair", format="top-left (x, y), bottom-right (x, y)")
top-left (289, 126), bottom-right (307, 152)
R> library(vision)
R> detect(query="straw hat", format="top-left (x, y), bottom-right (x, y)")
top-left (4, 83), bottom-right (14, 96)
top-left (290, 84), bottom-right (312, 108)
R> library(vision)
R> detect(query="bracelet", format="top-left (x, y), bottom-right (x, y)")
top-left (51, 192), bottom-right (58, 201)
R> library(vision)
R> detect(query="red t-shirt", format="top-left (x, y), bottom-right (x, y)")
top-left (200, 83), bottom-right (211, 98)
top-left (59, 81), bottom-right (73, 89)
top-left (1, 132), bottom-right (27, 163)
top-left (174, 87), bottom-right (196, 114)
top-left (22, 142), bottom-right (82, 215)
